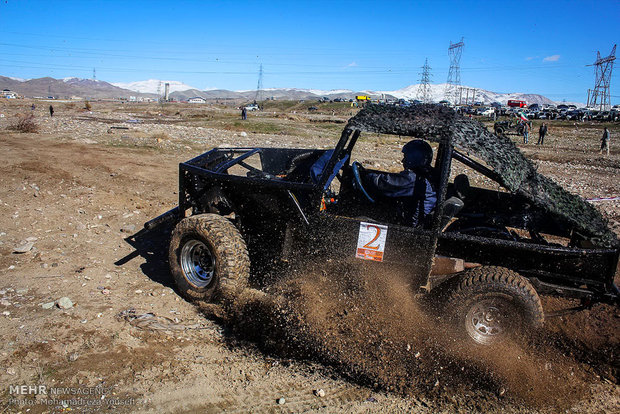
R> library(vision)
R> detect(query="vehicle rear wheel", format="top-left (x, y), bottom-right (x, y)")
top-left (169, 214), bottom-right (249, 306)
top-left (446, 266), bottom-right (544, 345)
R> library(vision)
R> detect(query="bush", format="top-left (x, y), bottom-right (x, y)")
top-left (7, 114), bottom-right (39, 133)
top-left (84, 101), bottom-right (92, 111)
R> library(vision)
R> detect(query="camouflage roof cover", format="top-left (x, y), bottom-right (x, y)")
top-left (346, 104), bottom-right (617, 248)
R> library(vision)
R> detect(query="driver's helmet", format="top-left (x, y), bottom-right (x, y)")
top-left (402, 139), bottom-right (433, 170)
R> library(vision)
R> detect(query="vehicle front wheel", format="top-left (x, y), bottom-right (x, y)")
top-left (446, 266), bottom-right (544, 346)
top-left (169, 214), bottom-right (249, 306)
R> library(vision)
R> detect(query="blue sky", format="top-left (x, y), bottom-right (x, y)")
top-left (0, 0), bottom-right (618, 102)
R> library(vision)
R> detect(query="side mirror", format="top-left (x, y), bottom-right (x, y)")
top-left (440, 196), bottom-right (464, 229)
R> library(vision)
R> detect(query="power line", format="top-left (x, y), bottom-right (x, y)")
top-left (0, 42), bottom-right (590, 71)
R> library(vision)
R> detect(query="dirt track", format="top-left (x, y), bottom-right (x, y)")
top-left (0, 100), bottom-right (618, 413)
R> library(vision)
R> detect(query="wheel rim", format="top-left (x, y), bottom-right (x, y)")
top-left (465, 298), bottom-right (511, 345)
top-left (180, 239), bottom-right (215, 288)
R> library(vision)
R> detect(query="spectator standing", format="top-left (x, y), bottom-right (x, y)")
top-left (521, 120), bottom-right (529, 144)
top-left (537, 123), bottom-right (548, 145)
top-left (600, 127), bottom-right (610, 155)
top-left (241, 107), bottom-right (247, 120)
top-left (49, 105), bottom-right (54, 117)
top-left (31, 104), bottom-right (35, 111)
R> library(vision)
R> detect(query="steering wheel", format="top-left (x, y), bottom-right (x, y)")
top-left (351, 161), bottom-right (375, 203)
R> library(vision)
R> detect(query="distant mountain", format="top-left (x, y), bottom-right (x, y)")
top-left (0, 76), bottom-right (152, 99)
top-left (170, 89), bottom-right (246, 101)
top-left (112, 79), bottom-right (197, 94)
top-left (0, 75), bottom-right (564, 106)
top-left (381, 83), bottom-right (556, 106)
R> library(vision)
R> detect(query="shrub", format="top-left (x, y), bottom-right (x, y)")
top-left (84, 101), bottom-right (92, 111)
top-left (7, 114), bottom-right (39, 133)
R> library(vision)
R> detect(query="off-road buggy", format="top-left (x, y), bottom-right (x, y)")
top-left (493, 119), bottom-right (527, 136)
top-left (145, 104), bottom-right (619, 345)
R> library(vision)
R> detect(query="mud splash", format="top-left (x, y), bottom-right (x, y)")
top-left (222, 261), bottom-right (586, 409)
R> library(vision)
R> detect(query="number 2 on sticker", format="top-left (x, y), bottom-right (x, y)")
top-left (363, 224), bottom-right (381, 250)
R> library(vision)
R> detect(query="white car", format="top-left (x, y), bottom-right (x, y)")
top-left (244, 104), bottom-right (259, 111)
top-left (480, 108), bottom-right (496, 117)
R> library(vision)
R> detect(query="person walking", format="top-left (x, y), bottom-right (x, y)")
top-left (49, 105), bottom-right (54, 117)
top-left (537, 122), bottom-right (548, 145)
top-left (600, 127), bottom-right (610, 155)
top-left (241, 107), bottom-right (247, 120)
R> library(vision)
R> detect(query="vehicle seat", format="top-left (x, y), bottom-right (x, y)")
top-left (310, 149), bottom-right (349, 190)
top-left (453, 174), bottom-right (470, 201)
top-left (282, 151), bottom-right (323, 183)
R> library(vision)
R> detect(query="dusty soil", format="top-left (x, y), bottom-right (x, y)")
top-left (0, 100), bottom-right (618, 413)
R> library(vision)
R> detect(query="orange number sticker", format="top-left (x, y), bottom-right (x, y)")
top-left (356, 222), bottom-right (388, 262)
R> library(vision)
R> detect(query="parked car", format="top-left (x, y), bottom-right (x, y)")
top-left (556, 109), bottom-right (568, 120)
top-left (566, 110), bottom-right (582, 121)
top-left (538, 110), bottom-right (556, 120)
top-left (244, 104), bottom-right (259, 111)
top-left (480, 107), bottom-right (496, 117)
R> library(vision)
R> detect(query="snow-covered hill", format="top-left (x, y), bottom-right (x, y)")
top-left (112, 79), bottom-right (198, 94)
top-left (380, 83), bottom-right (556, 106)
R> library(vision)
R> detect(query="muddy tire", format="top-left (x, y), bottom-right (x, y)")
top-left (446, 266), bottom-right (544, 346)
top-left (169, 214), bottom-right (249, 306)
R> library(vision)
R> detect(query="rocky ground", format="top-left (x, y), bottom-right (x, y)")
top-left (0, 100), bottom-right (618, 413)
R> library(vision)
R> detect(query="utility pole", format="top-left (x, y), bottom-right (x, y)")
top-left (254, 64), bottom-right (263, 103)
top-left (587, 44), bottom-right (616, 110)
top-left (416, 58), bottom-right (432, 103)
top-left (457, 86), bottom-right (476, 105)
top-left (445, 38), bottom-right (464, 105)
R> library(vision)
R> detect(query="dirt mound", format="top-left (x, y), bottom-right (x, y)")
top-left (220, 261), bottom-right (588, 409)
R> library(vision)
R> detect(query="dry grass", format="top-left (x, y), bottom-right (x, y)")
top-left (7, 114), bottom-right (39, 133)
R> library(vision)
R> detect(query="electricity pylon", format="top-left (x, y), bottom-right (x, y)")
top-left (417, 58), bottom-right (432, 103)
top-left (587, 44), bottom-right (616, 110)
top-left (445, 38), bottom-right (464, 104)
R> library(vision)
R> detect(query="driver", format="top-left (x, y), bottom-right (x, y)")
top-left (360, 139), bottom-right (437, 227)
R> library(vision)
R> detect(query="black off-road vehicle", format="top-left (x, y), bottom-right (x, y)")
top-left (146, 104), bottom-right (619, 345)
top-left (493, 119), bottom-right (527, 136)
